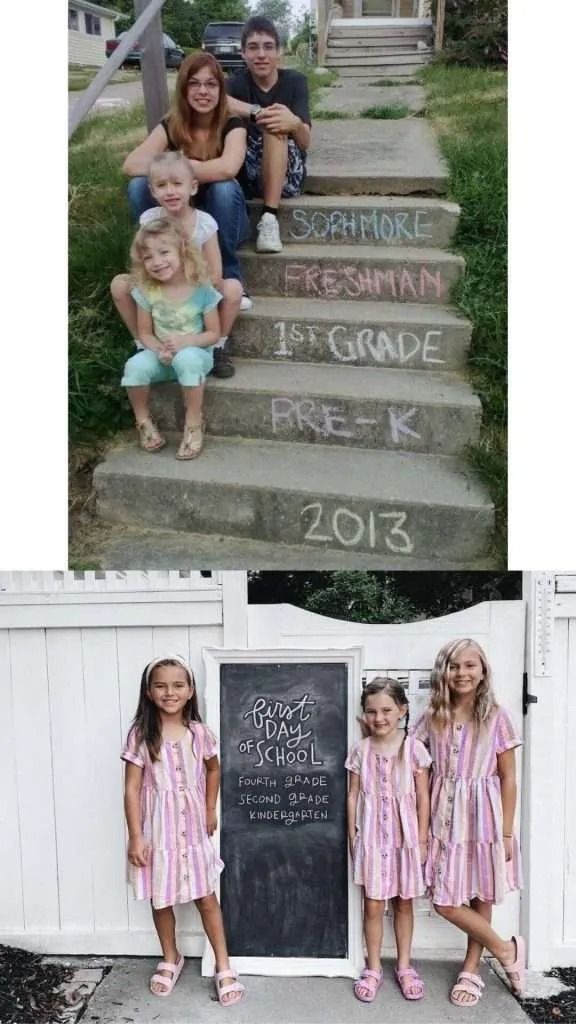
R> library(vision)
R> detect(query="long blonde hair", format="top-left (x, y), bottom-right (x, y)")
top-left (428, 638), bottom-right (497, 732)
top-left (129, 215), bottom-right (208, 290)
top-left (165, 53), bottom-right (229, 160)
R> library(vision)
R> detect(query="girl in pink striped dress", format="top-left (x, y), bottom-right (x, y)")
top-left (346, 678), bottom-right (431, 1003)
top-left (121, 655), bottom-right (245, 1006)
top-left (414, 639), bottom-right (526, 1008)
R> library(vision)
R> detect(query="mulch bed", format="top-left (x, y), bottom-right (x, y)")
top-left (521, 968), bottom-right (576, 1024)
top-left (0, 945), bottom-right (75, 1024)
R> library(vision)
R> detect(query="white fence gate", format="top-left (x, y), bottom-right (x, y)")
top-left (0, 571), bottom-right (247, 955)
top-left (0, 574), bottom-right (527, 964)
top-left (248, 598), bottom-right (526, 956)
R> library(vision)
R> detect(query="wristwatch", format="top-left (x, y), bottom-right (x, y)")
top-left (249, 104), bottom-right (262, 123)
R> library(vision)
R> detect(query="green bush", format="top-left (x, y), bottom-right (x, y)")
top-left (432, 0), bottom-right (507, 66)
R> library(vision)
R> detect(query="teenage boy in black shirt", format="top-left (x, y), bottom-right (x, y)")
top-left (226, 16), bottom-right (311, 253)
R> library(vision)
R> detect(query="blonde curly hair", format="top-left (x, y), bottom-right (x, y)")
top-left (427, 638), bottom-right (497, 732)
top-left (129, 214), bottom-right (208, 290)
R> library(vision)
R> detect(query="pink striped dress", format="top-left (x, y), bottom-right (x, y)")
top-left (345, 735), bottom-right (431, 900)
top-left (413, 706), bottom-right (523, 906)
top-left (121, 722), bottom-right (224, 909)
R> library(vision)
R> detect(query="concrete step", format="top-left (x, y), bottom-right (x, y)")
top-left (306, 120), bottom-right (448, 195)
top-left (326, 52), bottom-right (431, 67)
top-left (94, 437), bottom-right (494, 564)
top-left (336, 65), bottom-right (427, 77)
top-left (315, 83), bottom-right (426, 117)
top-left (240, 245), bottom-right (464, 305)
top-left (150, 362), bottom-right (481, 456)
top-left (98, 526), bottom-right (497, 570)
top-left (248, 197), bottom-right (459, 249)
top-left (231, 297), bottom-right (471, 371)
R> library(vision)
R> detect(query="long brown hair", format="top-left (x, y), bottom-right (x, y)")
top-left (130, 656), bottom-right (202, 762)
top-left (428, 638), bottom-right (497, 732)
top-left (165, 53), bottom-right (229, 160)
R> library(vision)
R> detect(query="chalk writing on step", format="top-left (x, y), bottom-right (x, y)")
top-left (288, 207), bottom-right (434, 244)
top-left (284, 263), bottom-right (444, 301)
top-left (301, 502), bottom-right (414, 554)
top-left (272, 320), bottom-right (446, 366)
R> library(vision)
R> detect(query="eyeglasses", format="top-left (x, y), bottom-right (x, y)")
top-left (187, 78), bottom-right (219, 92)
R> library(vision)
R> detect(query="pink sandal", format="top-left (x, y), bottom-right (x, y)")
top-left (214, 967), bottom-right (245, 1007)
top-left (149, 953), bottom-right (184, 997)
top-left (450, 971), bottom-right (485, 1006)
top-left (354, 967), bottom-right (383, 1002)
top-left (503, 935), bottom-right (526, 996)
top-left (395, 966), bottom-right (424, 1000)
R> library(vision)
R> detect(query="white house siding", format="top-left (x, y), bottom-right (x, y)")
top-left (68, 12), bottom-right (116, 67)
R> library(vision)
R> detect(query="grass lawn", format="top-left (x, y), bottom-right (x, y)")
top-left (419, 63), bottom-right (507, 563)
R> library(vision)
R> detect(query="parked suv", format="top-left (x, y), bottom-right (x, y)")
top-left (201, 22), bottom-right (245, 73)
top-left (105, 31), bottom-right (185, 69)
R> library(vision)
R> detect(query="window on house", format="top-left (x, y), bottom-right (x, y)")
top-left (84, 13), bottom-right (101, 35)
top-left (68, 7), bottom-right (79, 30)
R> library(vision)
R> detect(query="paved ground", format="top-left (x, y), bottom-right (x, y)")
top-left (81, 956), bottom-right (532, 1023)
top-left (68, 73), bottom-right (176, 116)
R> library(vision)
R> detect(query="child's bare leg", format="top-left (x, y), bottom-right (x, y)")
top-left (151, 905), bottom-right (179, 994)
top-left (392, 897), bottom-right (414, 969)
top-left (358, 895), bottom-right (384, 994)
top-left (111, 274), bottom-right (138, 338)
top-left (181, 384), bottom-right (204, 426)
top-left (434, 903), bottom-right (520, 994)
top-left (218, 279), bottom-right (242, 337)
top-left (194, 893), bottom-right (237, 1004)
top-left (449, 898), bottom-right (492, 1005)
top-left (261, 132), bottom-right (289, 208)
top-left (126, 385), bottom-right (152, 423)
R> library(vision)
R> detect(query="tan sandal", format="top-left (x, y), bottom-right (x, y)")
top-left (176, 420), bottom-right (205, 460)
top-left (136, 417), bottom-right (165, 453)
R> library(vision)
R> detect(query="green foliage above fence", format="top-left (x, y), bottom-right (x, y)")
top-left (433, 0), bottom-right (507, 66)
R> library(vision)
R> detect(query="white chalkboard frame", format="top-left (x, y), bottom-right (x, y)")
top-left (201, 645), bottom-right (364, 978)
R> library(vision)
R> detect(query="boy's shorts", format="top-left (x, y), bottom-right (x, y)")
top-left (241, 133), bottom-right (306, 199)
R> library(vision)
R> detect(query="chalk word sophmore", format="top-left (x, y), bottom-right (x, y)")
top-left (289, 207), bottom-right (434, 244)
top-left (271, 398), bottom-right (421, 444)
top-left (273, 320), bottom-right (446, 366)
top-left (302, 502), bottom-right (414, 554)
top-left (284, 263), bottom-right (444, 300)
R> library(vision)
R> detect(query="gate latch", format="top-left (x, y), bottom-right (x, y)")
top-left (522, 672), bottom-right (538, 716)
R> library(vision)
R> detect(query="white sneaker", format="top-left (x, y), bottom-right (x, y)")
top-left (256, 212), bottom-right (282, 253)
top-left (240, 291), bottom-right (253, 311)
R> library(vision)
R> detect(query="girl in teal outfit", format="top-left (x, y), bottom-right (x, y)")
top-left (122, 216), bottom-right (221, 460)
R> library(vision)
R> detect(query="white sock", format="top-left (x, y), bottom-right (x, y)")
top-left (214, 336), bottom-right (228, 349)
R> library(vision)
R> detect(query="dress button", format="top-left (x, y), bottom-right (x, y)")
top-left (448, 797), bottom-right (453, 804)
top-left (456, 724), bottom-right (462, 731)
top-left (183, 874), bottom-right (188, 880)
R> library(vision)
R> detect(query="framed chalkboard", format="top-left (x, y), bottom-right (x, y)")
top-left (202, 648), bottom-right (363, 977)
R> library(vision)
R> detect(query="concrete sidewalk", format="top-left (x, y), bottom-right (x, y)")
top-left (85, 956), bottom-right (531, 1023)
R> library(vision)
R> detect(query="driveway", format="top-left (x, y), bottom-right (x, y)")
top-left (68, 72), bottom-right (177, 117)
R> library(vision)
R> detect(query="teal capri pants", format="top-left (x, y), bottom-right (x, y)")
top-left (122, 346), bottom-right (214, 388)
